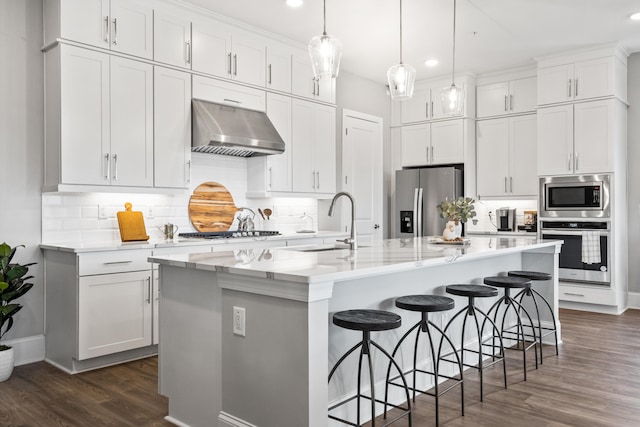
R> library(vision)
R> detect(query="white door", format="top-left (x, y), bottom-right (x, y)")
top-left (291, 49), bottom-right (315, 99)
top-left (153, 11), bottom-right (191, 69)
top-left (266, 41), bottom-right (292, 93)
top-left (110, 56), bottom-right (153, 187)
top-left (342, 110), bottom-right (383, 243)
top-left (154, 66), bottom-right (191, 188)
top-left (476, 82), bottom-right (509, 118)
top-left (401, 124), bottom-right (429, 167)
top-left (191, 18), bottom-right (232, 78)
top-left (313, 104), bottom-right (337, 194)
top-left (509, 77), bottom-right (537, 114)
top-left (60, 45), bottom-right (110, 186)
top-left (401, 86), bottom-right (430, 123)
top-left (537, 104), bottom-right (574, 176)
top-left (430, 119), bottom-right (464, 165)
top-left (476, 118), bottom-right (509, 197)
top-left (574, 99), bottom-right (614, 174)
top-left (109, 0), bottom-right (153, 59)
top-left (574, 57), bottom-right (615, 101)
top-left (231, 30), bottom-right (265, 86)
top-left (509, 114), bottom-right (538, 196)
top-left (537, 63), bottom-right (574, 105)
top-left (266, 93), bottom-right (292, 192)
top-left (59, 0), bottom-right (110, 49)
top-left (292, 98), bottom-right (316, 192)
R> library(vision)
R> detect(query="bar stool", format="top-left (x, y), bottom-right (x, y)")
top-left (442, 284), bottom-right (507, 401)
top-left (329, 309), bottom-right (412, 426)
top-left (384, 295), bottom-right (463, 426)
top-left (508, 270), bottom-right (559, 363)
top-left (483, 276), bottom-right (538, 381)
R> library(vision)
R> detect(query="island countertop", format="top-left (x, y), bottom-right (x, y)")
top-left (148, 236), bottom-right (562, 284)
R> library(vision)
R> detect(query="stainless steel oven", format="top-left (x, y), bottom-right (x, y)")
top-left (539, 174), bottom-right (610, 218)
top-left (541, 220), bottom-right (610, 285)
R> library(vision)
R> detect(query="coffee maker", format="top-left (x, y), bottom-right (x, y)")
top-left (496, 207), bottom-right (516, 231)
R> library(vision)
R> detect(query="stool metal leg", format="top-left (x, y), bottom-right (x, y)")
top-left (370, 340), bottom-right (412, 427)
top-left (515, 287), bottom-right (560, 362)
top-left (473, 305), bottom-right (508, 392)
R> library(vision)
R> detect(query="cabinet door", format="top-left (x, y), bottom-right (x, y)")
top-left (60, 45), bottom-right (110, 185)
top-left (574, 57), bottom-right (615, 101)
top-left (109, 0), bottom-right (153, 59)
top-left (574, 99), bottom-right (613, 174)
top-left (316, 77), bottom-right (336, 104)
top-left (265, 93), bottom-right (292, 192)
top-left (266, 42), bottom-right (292, 93)
top-left (110, 56), bottom-right (153, 187)
top-left (153, 11), bottom-right (191, 69)
top-left (191, 19), bottom-right (232, 78)
top-left (537, 64), bottom-right (573, 105)
top-left (291, 49), bottom-right (316, 99)
top-left (537, 104), bottom-right (574, 176)
top-left (401, 124), bottom-right (429, 167)
top-left (476, 118), bottom-right (510, 197)
top-left (153, 269), bottom-right (159, 345)
top-left (476, 82), bottom-right (509, 118)
top-left (401, 87), bottom-right (430, 123)
top-left (314, 104), bottom-right (337, 193)
top-left (192, 76), bottom-right (266, 111)
top-left (509, 115), bottom-right (537, 196)
top-left (231, 30), bottom-right (265, 87)
top-left (292, 99), bottom-right (316, 192)
top-left (59, 0), bottom-right (110, 48)
top-left (509, 77), bottom-right (537, 114)
top-left (430, 120), bottom-right (464, 165)
top-left (154, 67), bottom-right (191, 188)
top-left (78, 270), bottom-right (152, 360)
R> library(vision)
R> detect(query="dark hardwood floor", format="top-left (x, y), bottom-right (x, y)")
top-left (1, 309), bottom-right (640, 426)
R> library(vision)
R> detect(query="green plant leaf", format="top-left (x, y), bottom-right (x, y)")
top-left (1, 283), bottom-right (33, 303)
top-left (0, 281), bottom-right (8, 292)
top-left (0, 243), bottom-right (10, 258)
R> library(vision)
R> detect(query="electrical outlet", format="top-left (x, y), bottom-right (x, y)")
top-left (233, 306), bottom-right (246, 337)
top-left (98, 204), bottom-right (107, 219)
top-left (146, 206), bottom-right (154, 219)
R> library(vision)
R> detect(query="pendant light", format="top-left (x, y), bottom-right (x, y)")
top-left (441, 0), bottom-right (465, 115)
top-left (387, 0), bottom-right (416, 100)
top-left (308, 0), bottom-right (342, 79)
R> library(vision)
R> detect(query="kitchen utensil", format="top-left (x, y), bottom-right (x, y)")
top-left (296, 213), bottom-right (315, 233)
top-left (258, 208), bottom-right (266, 220)
top-left (157, 223), bottom-right (179, 239)
top-left (236, 208), bottom-right (256, 232)
top-left (264, 208), bottom-right (272, 220)
top-left (116, 202), bottom-right (150, 242)
top-left (188, 182), bottom-right (240, 232)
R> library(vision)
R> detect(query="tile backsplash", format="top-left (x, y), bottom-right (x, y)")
top-left (42, 154), bottom-right (319, 243)
top-left (465, 199), bottom-right (538, 233)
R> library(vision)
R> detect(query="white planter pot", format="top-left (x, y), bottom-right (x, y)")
top-left (0, 347), bottom-right (15, 382)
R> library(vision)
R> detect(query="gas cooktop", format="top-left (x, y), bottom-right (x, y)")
top-left (179, 231), bottom-right (281, 239)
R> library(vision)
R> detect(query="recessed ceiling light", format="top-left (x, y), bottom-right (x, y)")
top-left (425, 59), bottom-right (439, 67)
top-left (286, 0), bottom-right (303, 7)
top-left (631, 12), bottom-right (640, 20)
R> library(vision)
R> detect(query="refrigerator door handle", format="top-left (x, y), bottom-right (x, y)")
top-left (417, 188), bottom-right (424, 237)
top-left (413, 188), bottom-right (419, 238)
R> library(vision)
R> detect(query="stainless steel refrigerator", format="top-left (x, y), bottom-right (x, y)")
top-left (395, 167), bottom-right (463, 238)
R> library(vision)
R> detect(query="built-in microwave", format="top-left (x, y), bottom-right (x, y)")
top-left (539, 174), bottom-right (610, 218)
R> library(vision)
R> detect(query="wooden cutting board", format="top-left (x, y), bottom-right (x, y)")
top-left (117, 202), bottom-right (150, 242)
top-left (188, 182), bottom-right (240, 232)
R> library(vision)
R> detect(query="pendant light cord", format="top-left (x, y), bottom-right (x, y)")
top-left (323, 0), bottom-right (327, 35)
top-left (451, 0), bottom-right (457, 85)
top-left (399, 0), bottom-right (403, 64)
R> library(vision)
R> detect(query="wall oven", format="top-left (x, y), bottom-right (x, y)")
top-left (539, 174), bottom-right (610, 218)
top-left (541, 220), bottom-right (610, 285)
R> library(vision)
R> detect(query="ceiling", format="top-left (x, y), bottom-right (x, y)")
top-left (180, 0), bottom-right (640, 84)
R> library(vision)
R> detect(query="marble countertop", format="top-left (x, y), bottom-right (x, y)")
top-left (39, 230), bottom-right (347, 253)
top-left (149, 236), bottom-right (563, 284)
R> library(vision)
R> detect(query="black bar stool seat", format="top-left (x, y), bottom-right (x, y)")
top-left (329, 309), bottom-right (412, 427)
top-left (442, 284), bottom-right (507, 402)
top-left (385, 295), bottom-right (462, 426)
top-left (483, 275), bottom-right (539, 381)
top-left (508, 270), bottom-right (559, 362)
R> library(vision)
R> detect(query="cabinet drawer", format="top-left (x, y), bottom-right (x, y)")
top-left (559, 283), bottom-right (616, 306)
top-left (79, 249), bottom-right (151, 276)
top-left (192, 75), bottom-right (265, 111)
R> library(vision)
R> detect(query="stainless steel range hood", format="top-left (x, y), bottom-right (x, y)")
top-left (191, 99), bottom-right (285, 157)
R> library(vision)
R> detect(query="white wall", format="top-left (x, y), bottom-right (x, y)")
top-left (626, 52), bottom-right (640, 294)
top-left (0, 0), bottom-right (44, 346)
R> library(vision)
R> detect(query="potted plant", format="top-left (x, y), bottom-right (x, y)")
top-left (437, 197), bottom-right (476, 240)
top-left (0, 243), bottom-right (35, 381)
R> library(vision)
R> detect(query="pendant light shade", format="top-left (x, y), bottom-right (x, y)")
top-left (308, 0), bottom-right (342, 79)
top-left (387, 0), bottom-right (415, 100)
top-left (441, 0), bottom-right (465, 115)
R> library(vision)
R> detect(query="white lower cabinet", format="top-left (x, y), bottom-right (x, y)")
top-left (78, 270), bottom-right (152, 360)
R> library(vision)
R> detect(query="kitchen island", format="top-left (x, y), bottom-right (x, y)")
top-left (149, 236), bottom-right (562, 427)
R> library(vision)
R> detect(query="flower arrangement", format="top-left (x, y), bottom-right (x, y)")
top-left (437, 197), bottom-right (477, 223)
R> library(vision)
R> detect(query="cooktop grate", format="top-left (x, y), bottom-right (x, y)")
top-left (179, 231), bottom-right (281, 239)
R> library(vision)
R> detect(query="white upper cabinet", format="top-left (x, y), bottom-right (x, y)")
top-left (54, 0), bottom-right (153, 59)
top-left (266, 41), bottom-right (293, 93)
top-left (401, 87), bottom-right (431, 124)
top-left (192, 75), bottom-right (266, 111)
top-left (191, 18), bottom-right (265, 87)
top-left (401, 120), bottom-right (464, 167)
top-left (476, 77), bottom-right (536, 118)
top-left (291, 48), bottom-right (335, 103)
top-left (154, 67), bottom-right (191, 188)
top-left (537, 57), bottom-right (621, 105)
top-left (264, 93), bottom-right (292, 192)
top-left (153, 11), bottom-right (192, 69)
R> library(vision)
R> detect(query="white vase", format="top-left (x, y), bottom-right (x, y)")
top-left (0, 347), bottom-right (15, 382)
top-left (443, 220), bottom-right (463, 240)
top-left (453, 220), bottom-right (463, 239)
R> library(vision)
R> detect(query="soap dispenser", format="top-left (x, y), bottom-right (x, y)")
top-left (297, 213), bottom-right (315, 233)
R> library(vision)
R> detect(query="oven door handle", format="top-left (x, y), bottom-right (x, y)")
top-left (542, 229), bottom-right (610, 236)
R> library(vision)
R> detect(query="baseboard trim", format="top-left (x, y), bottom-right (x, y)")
top-left (628, 292), bottom-right (640, 309)
top-left (164, 415), bottom-right (191, 427)
top-left (219, 412), bottom-right (258, 427)
top-left (3, 335), bottom-right (45, 366)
